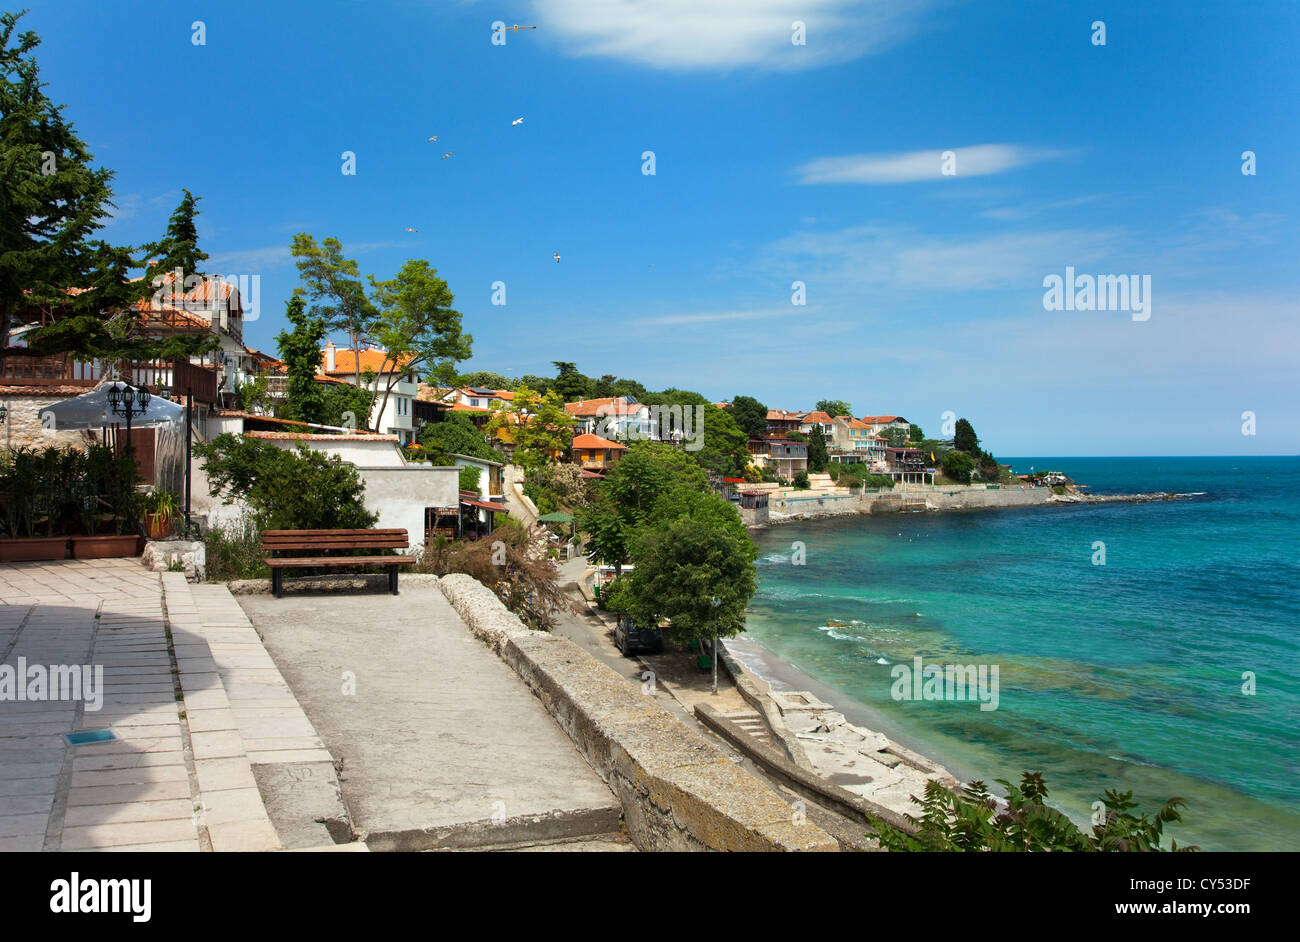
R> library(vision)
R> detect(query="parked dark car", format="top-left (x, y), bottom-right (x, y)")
top-left (614, 614), bottom-right (664, 656)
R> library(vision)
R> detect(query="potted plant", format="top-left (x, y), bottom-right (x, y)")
top-left (0, 446), bottom-right (69, 562)
top-left (143, 489), bottom-right (179, 540)
top-left (71, 449), bottom-right (142, 559)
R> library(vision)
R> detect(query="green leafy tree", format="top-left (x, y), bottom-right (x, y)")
top-left (275, 296), bottom-right (328, 425)
top-left (517, 374), bottom-right (555, 395)
top-left (458, 465), bottom-right (482, 493)
top-left (456, 371), bottom-right (515, 391)
top-left (552, 361), bottom-right (592, 402)
top-left (954, 418), bottom-right (979, 454)
top-left (418, 411), bottom-right (496, 463)
top-left (576, 441), bottom-right (708, 575)
top-left (487, 385), bottom-right (574, 472)
top-left (642, 389), bottom-right (748, 477)
top-left (366, 258), bottom-right (472, 422)
top-left (792, 470), bottom-right (811, 489)
top-left (725, 395), bottom-right (768, 438)
top-left (196, 434), bottom-right (377, 530)
top-left (816, 399), bottom-right (851, 418)
top-left (870, 771), bottom-right (1195, 853)
top-left (291, 234), bottom-right (378, 389)
top-left (621, 488), bottom-right (757, 649)
top-left (0, 11), bottom-right (117, 354)
top-left (321, 381), bottom-right (375, 430)
top-left (884, 427), bottom-right (910, 448)
top-left (942, 449), bottom-right (975, 484)
top-left (908, 423), bottom-right (925, 443)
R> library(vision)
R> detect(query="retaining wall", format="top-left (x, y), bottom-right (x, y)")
top-left (437, 574), bottom-right (837, 853)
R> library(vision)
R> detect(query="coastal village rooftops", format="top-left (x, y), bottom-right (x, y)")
top-left (861, 414), bottom-right (906, 424)
top-left (572, 432), bottom-right (628, 450)
top-left (461, 386), bottom-right (514, 401)
top-left (801, 411), bottom-right (834, 424)
top-left (766, 409), bottom-right (808, 422)
top-left (564, 396), bottom-right (641, 416)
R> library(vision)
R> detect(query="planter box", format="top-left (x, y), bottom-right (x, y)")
top-left (70, 534), bottom-right (142, 560)
top-left (0, 537), bottom-right (70, 563)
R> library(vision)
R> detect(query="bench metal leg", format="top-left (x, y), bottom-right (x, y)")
top-left (389, 566), bottom-right (399, 595)
top-left (272, 568), bottom-right (283, 598)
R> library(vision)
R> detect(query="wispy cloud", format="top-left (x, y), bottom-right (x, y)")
top-left (531, 0), bottom-right (935, 71)
top-left (796, 144), bottom-right (1068, 185)
top-left (636, 307), bottom-right (794, 326)
top-left (207, 240), bottom-right (412, 273)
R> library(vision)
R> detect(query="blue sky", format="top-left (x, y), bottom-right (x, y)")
top-left (25, 0), bottom-right (1299, 455)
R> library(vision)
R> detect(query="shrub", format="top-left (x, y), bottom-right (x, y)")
top-left (196, 434), bottom-right (376, 530)
top-left (792, 471), bottom-right (810, 489)
top-left (0, 444), bottom-right (139, 537)
top-left (414, 517), bottom-right (578, 631)
top-left (942, 450), bottom-right (975, 484)
top-left (202, 514), bottom-right (269, 581)
top-left (869, 771), bottom-right (1196, 853)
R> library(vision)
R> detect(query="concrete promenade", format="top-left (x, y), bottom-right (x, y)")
top-left (235, 581), bottom-right (624, 850)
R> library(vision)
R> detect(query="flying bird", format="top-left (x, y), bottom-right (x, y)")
top-left (553, 251), bottom-right (561, 264)
top-left (441, 152), bottom-right (454, 160)
top-left (404, 227), bottom-right (418, 232)
top-left (511, 117), bottom-right (525, 128)
top-left (504, 24), bottom-right (536, 33)
top-left (427, 136), bottom-right (438, 142)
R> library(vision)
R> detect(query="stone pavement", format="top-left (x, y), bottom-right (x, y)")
top-left (0, 559), bottom-right (336, 851)
top-left (235, 581), bottom-right (623, 850)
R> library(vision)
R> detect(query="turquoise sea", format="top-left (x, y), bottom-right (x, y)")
top-left (741, 456), bottom-right (1300, 851)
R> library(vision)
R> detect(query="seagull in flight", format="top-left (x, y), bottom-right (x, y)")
top-left (404, 227), bottom-right (418, 233)
top-left (511, 117), bottom-right (525, 128)
top-left (553, 251), bottom-right (561, 264)
top-left (504, 24), bottom-right (536, 33)
top-left (441, 152), bottom-right (454, 160)
top-left (427, 136), bottom-right (438, 142)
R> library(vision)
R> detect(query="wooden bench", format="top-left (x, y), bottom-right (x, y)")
top-left (261, 528), bottom-right (417, 598)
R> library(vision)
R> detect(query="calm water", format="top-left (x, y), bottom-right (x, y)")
top-left (741, 456), bottom-right (1300, 851)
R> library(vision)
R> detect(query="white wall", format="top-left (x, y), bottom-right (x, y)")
top-left (358, 466), bottom-right (459, 550)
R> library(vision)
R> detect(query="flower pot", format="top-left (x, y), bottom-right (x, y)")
top-left (145, 513), bottom-right (173, 540)
top-left (70, 534), bottom-right (142, 559)
top-left (0, 537), bottom-right (70, 563)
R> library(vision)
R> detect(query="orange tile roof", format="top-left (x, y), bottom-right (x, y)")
top-left (460, 386), bottom-right (514, 401)
top-left (449, 402), bottom-right (491, 413)
top-left (860, 415), bottom-right (902, 424)
top-left (572, 432), bottom-right (628, 450)
top-left (564, 397), bottom-right (641, 417)
top-left (766, 409), bottom-right (807, 422)
top-left (802, 411), bottom-right (833, 424)
top-left (320, 347), bottom-right (414, 376)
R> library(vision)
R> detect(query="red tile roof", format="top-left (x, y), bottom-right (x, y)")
top-left (564, 397), bottom-right (641, 417)
top-left (572, 432), bottom-right (628, 450)
top-left (320, 347), bottom-right (414, 376)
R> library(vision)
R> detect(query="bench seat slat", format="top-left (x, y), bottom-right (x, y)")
top-left (262, 556), bottom-right (418, 568)
top-left (264, 542), bottom-right (408, 550)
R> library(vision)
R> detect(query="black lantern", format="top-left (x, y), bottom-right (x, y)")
top-left (0, 401), bottom-right (7, 423)
top-left (108, 382), bottom-right (150, 459)
top-left (159, 386), bottom-right (172, 401)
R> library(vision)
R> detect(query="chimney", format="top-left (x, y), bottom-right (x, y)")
top-left (325, 341), bottom-right (335, 372)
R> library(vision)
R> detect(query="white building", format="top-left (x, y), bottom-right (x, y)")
top-left (320, 342), bottom-right (420, 443)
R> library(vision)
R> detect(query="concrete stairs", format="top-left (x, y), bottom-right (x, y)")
top-left (721, 709), bottom-right (774, 747)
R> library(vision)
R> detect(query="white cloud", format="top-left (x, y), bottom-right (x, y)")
top-left (531, 0), bottom-right (934, 71)
top-left (797, 144), bottom-right (1067, 185)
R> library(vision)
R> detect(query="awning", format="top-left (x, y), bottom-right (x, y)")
top-left (536, 511), bottom-right (575, 523)
top-left (460, 496), bottom-right (509, 514)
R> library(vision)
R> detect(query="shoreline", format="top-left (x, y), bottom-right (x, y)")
top-left (747, 486), bottom-right (1199, 530)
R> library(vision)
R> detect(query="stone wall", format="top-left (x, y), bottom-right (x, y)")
top-left (437, 573), bottom-right (838, 852)
top-left (1, 395), bottom-right (96, 451)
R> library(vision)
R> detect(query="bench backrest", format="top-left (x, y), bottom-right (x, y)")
top-left (262, 528), bottom-right (410, 553)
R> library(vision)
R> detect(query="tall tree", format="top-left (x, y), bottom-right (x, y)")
top-left (816, 399), bottom-right (852, 418)
top-left (291, 234), bottom-right (377, 389)
top-left (366, 258), bottom-right (473, 425)
top-left (807, 428), bottom-right (829, 472)
top-left (726, 395), bottom-right (768, 438)
top-left (0, 11), bottom-right (117, 357)
top-left (140, 189), bottom-right (208, 292)
top-left (551, 361), bottom-right (591, 402)
top-left (275, 295), bottom-right (329, 425)
top-left (953, 418), bottom-right (980, 454)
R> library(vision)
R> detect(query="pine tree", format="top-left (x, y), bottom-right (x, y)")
top-left (0, 11), bottom-right (117, 356)
top-left (141, 189), bottom-right (208, 291)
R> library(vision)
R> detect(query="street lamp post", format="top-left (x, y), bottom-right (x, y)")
top-left (710, 595), bottom-right (722, 695)
top-left (106, 381), bottom-right (150, 461)
top-left (0, 401), bottom-right (9, 452)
